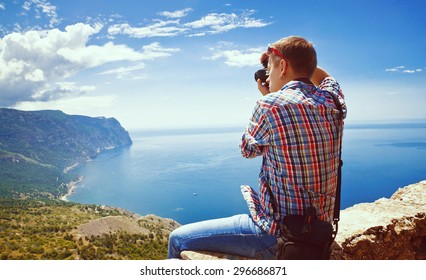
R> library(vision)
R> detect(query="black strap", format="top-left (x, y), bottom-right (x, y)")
top-left (328, 92), bottom-right (344, 224)
top-left (265, 80), bottom-right (344, 228)
top-left (266, 182), bottom-right (278, 216)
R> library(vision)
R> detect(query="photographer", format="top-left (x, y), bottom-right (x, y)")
top-left (168, 36), bottom-right (346, 259)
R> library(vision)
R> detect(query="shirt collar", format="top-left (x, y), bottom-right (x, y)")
top-left (281, 78), bottom-right (315, 91)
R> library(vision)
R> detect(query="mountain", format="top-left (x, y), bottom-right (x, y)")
top-left (0, 108), bottom-right (132, 198)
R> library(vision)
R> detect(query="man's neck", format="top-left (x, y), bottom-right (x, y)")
top-left (293, 77), bottom-right (313, 85)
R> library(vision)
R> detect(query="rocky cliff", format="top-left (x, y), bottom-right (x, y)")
top-left (181, 180), bottom-right (426, 260)
top-left (0, 108), bottom-right (132, 198)
top-left (332, 180), bottom-right (426, 260)
top-left (0, 108), bottom-right (132, 167)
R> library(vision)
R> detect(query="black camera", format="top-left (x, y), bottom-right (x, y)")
top-left (254, 68), bottom-right (268, 83)
top-left (254, 57), bottom-right (269, 84)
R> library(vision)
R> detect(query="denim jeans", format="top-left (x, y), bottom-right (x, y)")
top-left (167, 214), bottom-right (277, 259)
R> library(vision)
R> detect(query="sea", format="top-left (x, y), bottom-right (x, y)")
top-left (67, 122), bottom-right (426, 225)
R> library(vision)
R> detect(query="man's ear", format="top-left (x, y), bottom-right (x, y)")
top-left (279, 59), bottom-right (287, 79)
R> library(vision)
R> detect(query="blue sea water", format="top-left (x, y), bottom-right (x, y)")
top-left (68, 123), bottom-right (426, 225)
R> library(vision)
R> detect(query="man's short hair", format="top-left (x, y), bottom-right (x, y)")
top-left (271, 36), bottom-right (317, 78)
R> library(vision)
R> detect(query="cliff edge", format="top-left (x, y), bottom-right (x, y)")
top-left (332, 180), bottom-right (425, 260)
top-left (182, 180), bottom-right (426, 260)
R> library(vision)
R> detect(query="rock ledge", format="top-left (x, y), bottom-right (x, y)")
top-left (183, 180), bottom-right (426, 260)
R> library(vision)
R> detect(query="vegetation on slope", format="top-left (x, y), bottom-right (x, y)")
top-left (0, 109), bottom-right (176, 260)
top-left (0, 199), bottom-right (174, 260)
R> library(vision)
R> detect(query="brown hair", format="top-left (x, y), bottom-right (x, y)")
top-left (271, 36), bottom-right (317, 78)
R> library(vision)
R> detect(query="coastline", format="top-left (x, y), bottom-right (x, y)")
top-left (63, 163), bottom-right (79, 174)
top-left (60, 176), bottom-right (84, 202)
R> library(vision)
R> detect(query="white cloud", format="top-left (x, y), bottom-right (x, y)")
top-left (158, 8), bottom-right (193, 18)
top-left (30, 81), bottom-right (96, 101)
top-left (187, 32), bottom-right (206, 37)
top-left (185, 14), bottom-right (229, 29)
top-left (385, 66), bottom-right (405, 72)
top-left (403, 69), bottom-right (415, 73)
top-left (0, 23), bottom-right (178, 106)
top-left (24, 68), bottom-right (45, 82)
top-left (22, 1), bottom-right (31, 11)
top-left (385, 65), bottom-right (423, 74)
top-left (108, 20), bottom-right (188, 38)
top-left (204, 44), bottom-right (263, 67)
top-left (98, 63), bottom-right (146, 78)
top-left (0, 3), bottom-right (5, 10)
top-left (184, 10), bottom-right (270, 34)
top-left (21, 0), bottom-right (60, 27)
top-left (140, 42), bottom-right (180, 59)
top-left (97, 42), bottom-right (179, 79)
top-left (57, 41), bottom-right (146, 68)
top-left (109, 9), bottom-right (270, 38)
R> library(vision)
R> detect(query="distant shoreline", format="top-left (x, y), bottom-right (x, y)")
top-left (63, 163), bottom-right (80, 174)
top-left (60, 176), bottom-right (84, 202)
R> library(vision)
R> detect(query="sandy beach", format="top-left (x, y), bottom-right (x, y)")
top-left (63, 163), bottom-right (79, 174)
top-left (60, 176), bottom-right (84, 201)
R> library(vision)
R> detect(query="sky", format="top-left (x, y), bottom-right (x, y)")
top-left (0, 0), bottom-right (425, 130)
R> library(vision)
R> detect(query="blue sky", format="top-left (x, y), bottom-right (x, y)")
top-left (0, 0), bottom-right (425, 130)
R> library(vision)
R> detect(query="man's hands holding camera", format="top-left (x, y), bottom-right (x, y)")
top-left (254, 52), bottom-right (270, 96)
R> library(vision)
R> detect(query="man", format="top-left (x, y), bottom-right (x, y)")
top-left (240, 36), bottom-right (346, 237)
top-left (168, 36), bottom-right (346, 259)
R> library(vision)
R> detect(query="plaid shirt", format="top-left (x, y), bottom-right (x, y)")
top-left (240, 77), bottom-right (346, 236)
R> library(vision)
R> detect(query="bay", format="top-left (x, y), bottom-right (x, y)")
top-left (68, 123), bottom-right (426, 225)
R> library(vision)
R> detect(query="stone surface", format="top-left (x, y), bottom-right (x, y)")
top-left (332, 180), bottom-right (426, 260)
top-left (181, 251), bottom-right (251, 260)
top-left (182, 180), bottom-right (426, 260)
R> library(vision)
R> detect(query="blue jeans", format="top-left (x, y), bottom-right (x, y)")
top-left (167, 214), bottom-right (277, 259)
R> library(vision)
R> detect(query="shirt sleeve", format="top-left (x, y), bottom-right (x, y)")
top-left (319, 76), bottom-right (347, 118)
top-left (240, 100), bottom-right (270, 158)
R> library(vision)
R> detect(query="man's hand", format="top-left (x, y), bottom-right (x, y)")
top-left (256, 52), bottom-right (271, 95)
top-left (257, 79), bottom-right (270, 96)
top-left (311, 67), bottom-right (330, 86)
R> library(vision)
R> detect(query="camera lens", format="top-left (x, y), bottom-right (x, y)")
top-left (254, 69), bottom-right (268, 83)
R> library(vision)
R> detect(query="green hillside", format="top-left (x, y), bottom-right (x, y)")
top-left (0, 199), bottom-right (175, 260)
top-left (0, 109), bottom-right (179, 260)
top-left (0, 108), bottom-right (132, 198)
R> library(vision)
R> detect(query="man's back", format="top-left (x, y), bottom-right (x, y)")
top-left (240, 77), bottom-right (346, 235)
